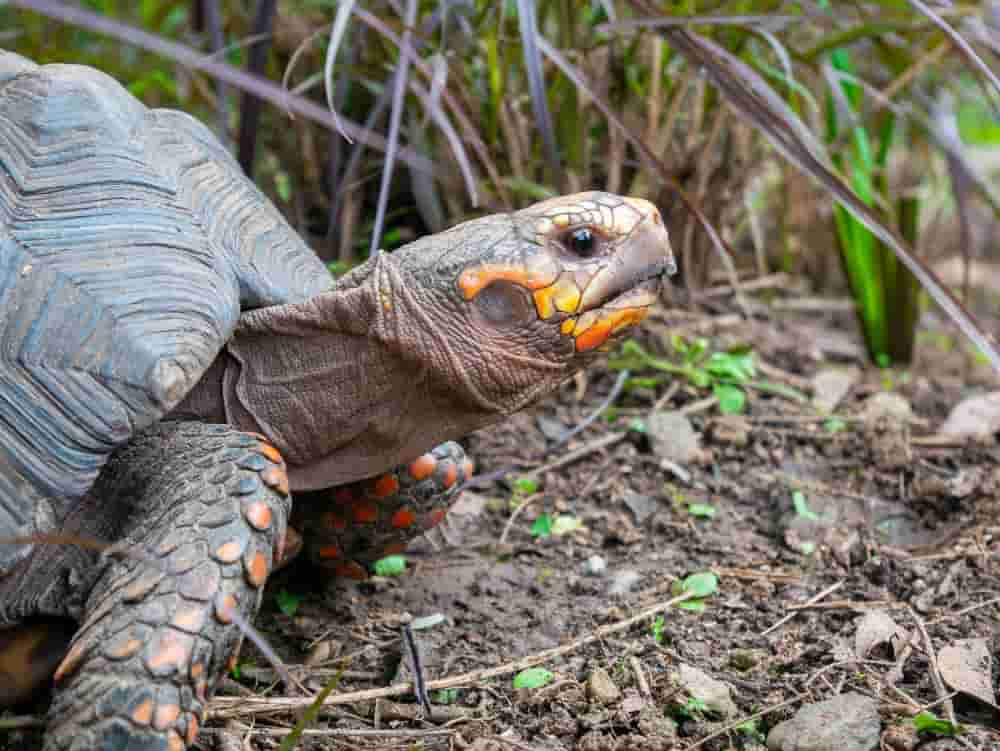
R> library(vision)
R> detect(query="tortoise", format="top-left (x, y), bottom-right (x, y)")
top-left (0, 51), bottom-right (675, 750)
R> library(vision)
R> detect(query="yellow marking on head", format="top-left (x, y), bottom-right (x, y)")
top-left (532, 277), bottom-right (582, 319)
top-left (561, 318), bottom-right (576, 335)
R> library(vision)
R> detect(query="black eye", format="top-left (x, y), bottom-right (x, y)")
top-left (564, 227), bottom-right (599, 257)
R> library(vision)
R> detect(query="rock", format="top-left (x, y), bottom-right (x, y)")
top-left (859, 392), bottom-right (913, 424)
top-left (676, 663), bottom-right (737, 719)
top-left (766, 693), bottom-right (880, 751)
top-left (608, 569), bottom-right (641, 596)
top-left (583, 555), bottom-right (607, 577)
top-left (811, 368), bottom-right (859, 414)
top-left (623, 492), bottom-right (658, 525)
top-left (938, 638), bottom-right (998, 710)
top-left (854, 610), bottom-right (907, 661)
top-left (646, 411), bottom-right (702, 464)
top-left (586, 666), bottom-right (622, 705)
top-left (709, 414), bottom-right (751, 447)
top-left (939, 391), bottom-right (1000, 442)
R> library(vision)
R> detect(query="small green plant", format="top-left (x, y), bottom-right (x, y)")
top-left (531, 512), bottom-right (552, 538)
top-left (433, 688), bottom-right (459, 704)
top-left (736, 718), bottom-right (766, 743)
top-left (674, 696), bottom-right (709, 720)
top-left (792, 491), bottom-right (820, 522)
top-left (373, 555), bottom-right (407, 577)
top-left (687, 502), bottom-right (717, 519)
top-left (671, 571), bottom-right (719, 612)
top-left (610, 338), bottom-right (807, 415)
top-left (912, 711), bottom-right (963, 737)
top-left (651, 615), bottom-right (666, 644)
top-left (276, 588), bottom-right (302, 617)
top-left (513, 667), bottom-right (554, 690)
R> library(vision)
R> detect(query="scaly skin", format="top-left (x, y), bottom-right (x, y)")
top-left (295, 441), bottom-right (473, 577)
top-left (42, 422), bottom-right (290, 751)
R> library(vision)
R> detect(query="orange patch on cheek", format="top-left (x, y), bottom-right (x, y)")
top-left (458, 264), bottom-right (555, 300)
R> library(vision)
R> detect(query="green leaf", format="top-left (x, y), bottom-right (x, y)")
top-left (705, 351), bottom-right (755, 382)
top-left (651, 615), bottom-right (666, 644)
top-left (687, 503), bottom-right (717, 519)
top-left (513, 476), bottom-right (540, 495)
top-left (823, 417), bottom-right (847, 433)
top-left (913, 711), bottom-right (963, 737)
top-left (690, 369), bottom-right (711, 389)
top-left (433, 688), bottom-right (460, 704)
top-left (531, 513), bottom-right (552, 538)
top-left (677, 599), bottom-right (707, 612)
top-left (276, 589), bottom-right (302, 617)
top-left (792, 491), bottom-right (820, 521)
top-left (628, 417), bottom-right (649, 434)
top-left (680, 571), bottom-right (719, 599)
top-left (551, 515), bottom-right (582, 536)
top-left (513, 667), bottom-right (554, 690)
top-left (373, 555), bottom-right (407, 577)
top-left (274, 171), bottom-right (291, 202)
top-left (714, 383), bottom-right (747, 414)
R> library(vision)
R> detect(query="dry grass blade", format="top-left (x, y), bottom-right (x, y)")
top-left (353, 7), bottom-right (500, 207)
top-left (9, 0), bottom-right (434, 174)
top-left (321, 0), bottom-right (353, 142)
top-left (370, 0), bottom-right (417, 255)
top-left (199, 0), bottom-right (230, 143)
top-left (516, 0), bottom-right (560, 173)
top-left (236, 0), bottom-right (278, 174)
top-left (598, 14), bottom-right (798, 32)
top-left (662, 27), bottom-right (1000, 373)
top-left (408, 77), bottom-right (478, 208)
top-left (906, 0), bottom-right (1000, 112)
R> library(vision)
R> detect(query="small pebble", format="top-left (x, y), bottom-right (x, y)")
top-left (583, 555), bottom-right (607, 577)
top-left (586, 666), bottom-right (621, 705)
top-left (608, 569), bottom-right (641, 596)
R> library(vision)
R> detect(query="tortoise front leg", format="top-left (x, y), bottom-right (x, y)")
top-left (296, 441), bottom-right (473, 579)
top-left (44, 422), bottom-right (291, 751)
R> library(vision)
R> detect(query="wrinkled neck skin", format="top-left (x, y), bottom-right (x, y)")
top-left (178, 247), bottom-right (574, 491)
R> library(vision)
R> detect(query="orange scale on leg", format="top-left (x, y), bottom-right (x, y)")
top-left (440, 462), bottom-right (458, 489)
top-left (462, 458), bottom-right (475, 482)
top-left (318, 544), bottom-right (341, 560)
top-left (333, 488), bottom-right (355, 505)
top-left (409, 454), bottom-right (437, 481)
top-left (352, 502), bottom-right (379, 524)
top-left (324, 511), bottom-right (348, 531)
top-left (372, 474), bottom-right (399, 498)
top-left (391, 508), bottom-right (416, 529)
top-left (334, 561), bottom-right (369, 580)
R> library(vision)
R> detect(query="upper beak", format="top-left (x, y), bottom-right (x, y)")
top-left (578, 203), bottom-right (676, 312)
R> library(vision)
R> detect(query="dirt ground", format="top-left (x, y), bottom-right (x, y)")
top-left (4, 292), bottom-right (1000, 750)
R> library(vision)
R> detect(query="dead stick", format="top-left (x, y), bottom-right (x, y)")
top-left (761, 580), bottom-right (845, 637)
top-left (209, 591), bottom-right (696, 719)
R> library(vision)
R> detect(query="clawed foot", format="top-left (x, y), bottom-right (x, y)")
top-left (297, 442), bottom-right (474, 578)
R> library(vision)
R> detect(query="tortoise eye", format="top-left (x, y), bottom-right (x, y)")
top-left (563, 227), bottom-right (600, 257)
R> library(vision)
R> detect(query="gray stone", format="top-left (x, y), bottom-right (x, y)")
top-left (583, 555), bottom-right (607, 577)
top-left (767, 693), bottom-right (880, 751)
top-left (586, 666), bottom-right (621, 705)
top-left (677, 663), bottom-right (737, 719)
top-left (647, 411), bottom-right (702, 464)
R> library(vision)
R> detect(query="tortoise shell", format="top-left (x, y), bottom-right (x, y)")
top-left (0, 51), bottom-right (331, 573)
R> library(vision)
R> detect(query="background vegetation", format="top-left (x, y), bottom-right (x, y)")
top-left (4, 0), bottom-right (1000, 366)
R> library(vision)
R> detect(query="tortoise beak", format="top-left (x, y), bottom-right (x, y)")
top-left (577, 199), bottom-right (676, 313)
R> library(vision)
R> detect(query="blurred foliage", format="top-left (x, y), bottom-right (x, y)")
top-left (4, 0), bottom-right (999, 365)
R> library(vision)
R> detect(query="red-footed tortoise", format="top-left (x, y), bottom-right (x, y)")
top-left (0, 51), bottom-right (674, 750)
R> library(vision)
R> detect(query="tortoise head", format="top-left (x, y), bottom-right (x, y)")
top-left (387, 191), bottom-right (676, 412)
top-left (218, 191), bottom-right (674, 490)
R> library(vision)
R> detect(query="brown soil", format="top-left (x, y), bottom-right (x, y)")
top-left (5, 299), bottom-right (1000, 750)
